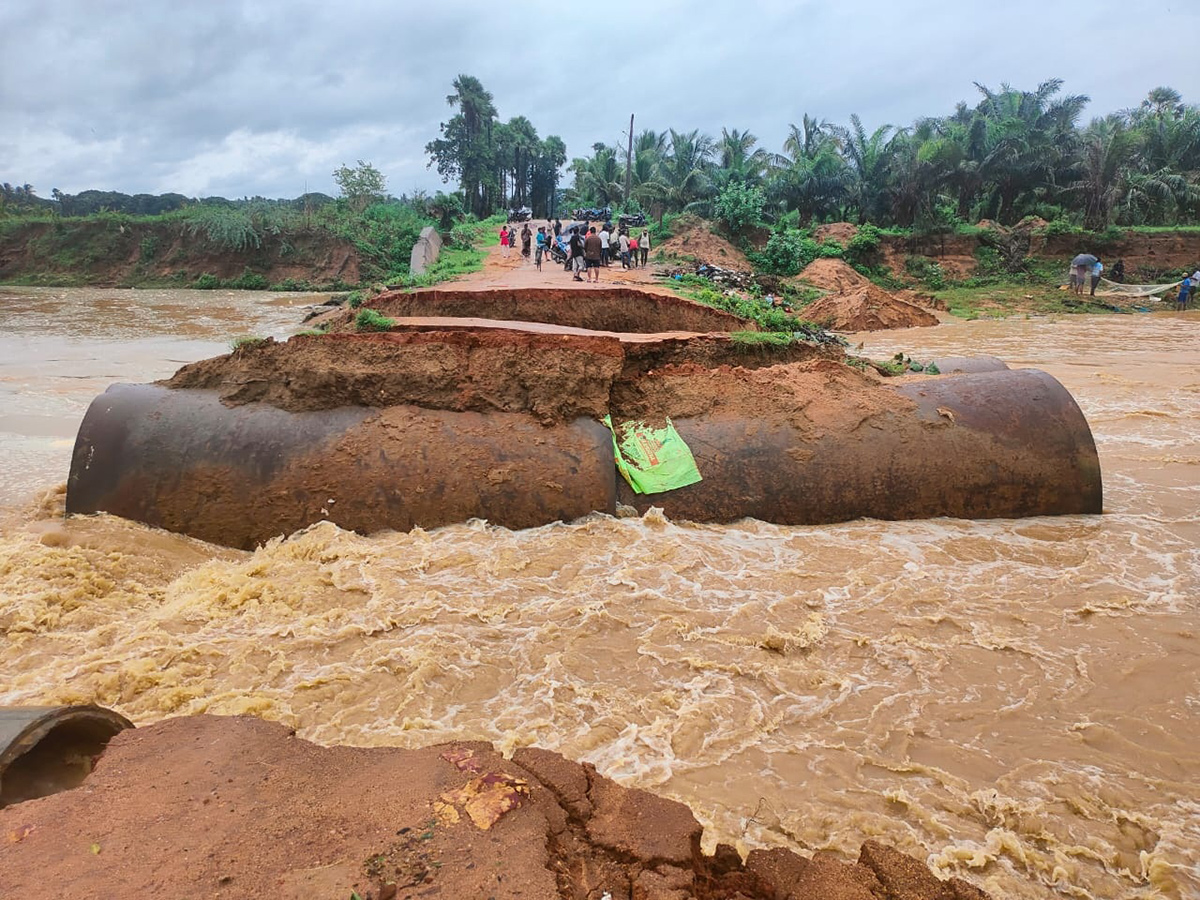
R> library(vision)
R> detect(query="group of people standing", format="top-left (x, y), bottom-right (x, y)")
top-left (499, 219), bottom-right (651, 281)
top-left (498, 223), bottom-right (535, 259)
top-left (1069, 256), bottom-right (1112, 297)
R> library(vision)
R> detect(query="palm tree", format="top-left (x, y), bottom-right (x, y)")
top-left (832, 114), bottom-right (896, 222)
top-left (716, 128), bottom-right (771, 185)
top-left (971, 79), bottom-right (1089, 223)
top-left (659, 129), bottom-right (716, 212)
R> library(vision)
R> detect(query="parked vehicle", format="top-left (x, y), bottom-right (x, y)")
top-left (571, 206), bottom-right (611, 221)
top-left (507, 206), bottom-right (532, 223)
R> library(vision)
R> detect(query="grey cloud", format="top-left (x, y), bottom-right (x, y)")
top-left (2, 0), bottom-right (1196, 199)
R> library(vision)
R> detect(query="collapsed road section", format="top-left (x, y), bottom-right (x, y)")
top-left (66, 288), bottom-right (1101, 549)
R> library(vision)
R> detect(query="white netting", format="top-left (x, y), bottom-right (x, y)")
top-left (1093, 277), bottom-right (1182, 299)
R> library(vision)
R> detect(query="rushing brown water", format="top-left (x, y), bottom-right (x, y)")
top-left (1, 287), bottom-right (1197, 899)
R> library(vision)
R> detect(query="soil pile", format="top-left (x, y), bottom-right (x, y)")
top-left (657, 216), bottom-right (753, 270)
top-left (163, 328), bottom-right (841, 424)
top-left (804, 284), bottom-right (940, 332)
top-left (814, 222), bottom-right (859, 244)
top-left (0, 715), bottom-right (992, 900)
top-left (796, 258), bottom-right (874, 293)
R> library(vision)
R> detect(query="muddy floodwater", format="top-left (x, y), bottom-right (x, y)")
top-left (1, 286), bottom-right (1197, 899)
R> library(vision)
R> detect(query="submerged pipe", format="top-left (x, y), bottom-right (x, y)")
top-left (67, 368), bottom-right (1101, 549)
top-left (618, 369), bottom-right (1101, 522)
top-left (929, 356), bottom-right (1009, 374)
top-left (0, 705), bottom-right (133, 807)
top-left (68, 384), bottom-right (617, 549)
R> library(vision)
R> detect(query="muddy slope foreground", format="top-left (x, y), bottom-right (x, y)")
top-left (0, 715), bottom-right (991, 900)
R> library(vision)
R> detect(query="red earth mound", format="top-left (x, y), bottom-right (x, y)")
top-left (803, 284), bottom-right (940, 332)
top-left (657, 216), bottom-right (753, 269)
top-left (796, 258), bottom-right (874, 293)
top-left (814, 222), bottom-right (859, 244)
top-left (0, 714), bottom-right (993, 900)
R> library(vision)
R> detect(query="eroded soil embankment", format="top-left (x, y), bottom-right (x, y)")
top-left (0, 220), bottom-right (360, 286)
top-left (325, 287), bottom-right (754, 334)
top-left (163, 329), bottom-right (849, 427)
top-left (0, 715), bottom-right (992, 900)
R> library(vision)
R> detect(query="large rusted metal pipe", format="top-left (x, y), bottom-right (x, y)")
top-left (68, 384), bottom-right (617, 549)
top-left (68, 368), bottom-right (1101, 548)
top-left (0, 706), bottom-right (133, 808)
top-left (617, 368), bottom-right (1101, 522)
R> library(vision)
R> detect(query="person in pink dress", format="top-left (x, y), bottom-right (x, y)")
top-left (500, 226), bottom-right (511, 257)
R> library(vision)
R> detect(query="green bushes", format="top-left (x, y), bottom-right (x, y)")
top-left (194, 272), bottom-right (220, 289)
top-left (354, 308), bottom-right (395, 332)
top-left (750, 229), bottom-right (844, 276)
top-left (844, 223), bottom-right (882, 266)
top-left (714, 182), bottom-right (766, 234)
top-left (903, 255), bottom-right (946, 289)
top-left (228, 267), bottom-right (269, 290)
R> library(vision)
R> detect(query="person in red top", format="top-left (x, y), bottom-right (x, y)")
top-left (499, 225), bottom-right (511, 257)
top-left (628, 235), bottom-right (639, 268)
top-left (583, 227), bottom-right (603, 282)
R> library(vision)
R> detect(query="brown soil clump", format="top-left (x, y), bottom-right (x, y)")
top-left (611, 357), bottom-right (898, 436)
top-left (804, 285), bottom-right (940, 332)
top-left (163, 328), bottom-right (841, 425)
top-left (0, 714), bottom-right (992, 900)
top-left (796, 258), bottom-right (874, 293)
top-left (657, 215), bottom-right (753, 270)
top-left (814, 222), bottom-right (859, 244)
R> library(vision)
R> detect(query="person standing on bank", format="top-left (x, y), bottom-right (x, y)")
top-left (568, 227), bottom-right (586, 281)
top-left (534, 226), bottom-right (546, 271)
top-left (500, 225), bottom-right (511, 258)
top-left (584, 227), bottom-right (603, 283)
top-left (599, 225), bottom-right (610, 266)
top-left (628, 234), bottom-right (639, 268)
top-left (1090, 258), bottom-right (1103, 297)
top-left (639, 230), bottom-right (650, 267)
top-left (1176, 273), bottom-right (1192, 311)
top-left (521, 223), bottom-right (532, 259)
top-left (618, 230), bottom-right (631, 268)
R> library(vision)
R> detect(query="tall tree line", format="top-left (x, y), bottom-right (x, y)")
top-left (425, 75), bottom-right (567, 218)
top-left (566, 81), bottom-right (1200, 230)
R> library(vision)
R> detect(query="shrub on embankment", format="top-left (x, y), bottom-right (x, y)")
top-left (0, 198), bottom-right (458, 290)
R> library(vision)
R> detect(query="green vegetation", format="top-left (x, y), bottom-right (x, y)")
top-left (729, 330), bottom-right (802, 348)
top-left (425, 75), bottom-right (566, 218)
top-left (354, 308), bottom-right (395, 332)
top-left (229, 335), bottom-right (271, 351)
top-left (669, 274), bottom-right (837, 340)
top-left (747, 230), bottom-right (844, 277)
top-left (562, 83), bottom-right (1200, 230)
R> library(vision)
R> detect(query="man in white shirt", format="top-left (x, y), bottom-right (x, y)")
top-left (618, 231), bottom-right (631, 268)
top-left (599, 227), bottom-right (610, 266)
top-left (1090, 259), bottom-right (1104, 297)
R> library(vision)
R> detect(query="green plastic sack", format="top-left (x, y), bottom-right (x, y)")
top-left (603, 415), bottom-right (703, 495)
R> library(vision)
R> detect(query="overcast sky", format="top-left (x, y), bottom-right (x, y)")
top-left (2, 0), bottom-right (1197, 200)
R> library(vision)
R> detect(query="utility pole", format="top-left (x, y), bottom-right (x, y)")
top-left (624, 113), bottom-right (634, 206)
